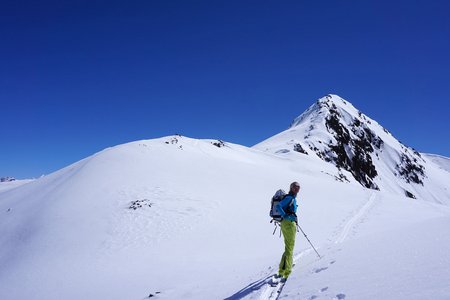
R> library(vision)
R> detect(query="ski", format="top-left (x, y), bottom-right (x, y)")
top-left (266, 274), bottom-right (288, 299)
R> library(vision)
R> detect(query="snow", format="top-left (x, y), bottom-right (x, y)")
top-left (281, 215), bottom-right (450, 300)
top-left (0, 179), bottom-right (34, 193)
top-left (231, 191), bottom-right (450, 300)
top-left (423, 153), bottom-right (450, 173)
top-left (1, 96), bottom-right (450, 300)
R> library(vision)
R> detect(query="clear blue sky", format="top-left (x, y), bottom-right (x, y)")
top-left (1, 0), bottom-right (449, 178)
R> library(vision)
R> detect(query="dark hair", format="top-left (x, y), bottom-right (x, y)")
top-left (290, 182), bottom-right (300, 190)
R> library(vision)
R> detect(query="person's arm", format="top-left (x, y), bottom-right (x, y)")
top-left (276, 195), bottom-right (293, 218)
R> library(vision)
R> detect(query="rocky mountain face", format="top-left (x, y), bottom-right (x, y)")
top-left (254, 94), bottom-right (446, 201)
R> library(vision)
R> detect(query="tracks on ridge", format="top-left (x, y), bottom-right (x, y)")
top-left (334, 192), bottom-right (377, 244)
top-left (226, 192), bottom-right (378, 300)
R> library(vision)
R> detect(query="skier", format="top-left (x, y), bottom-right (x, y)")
top-left (276, 181), bottom-right (300, 281)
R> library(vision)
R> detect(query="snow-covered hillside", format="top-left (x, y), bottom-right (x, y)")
top-left (254, 94), bottom-right (450, 205)
top-left (1, 97), bottom-right (450, 300)
top-left (423, 153), bottom-right (450, 173)
top-left (0, 178), bottom-right (34, 193)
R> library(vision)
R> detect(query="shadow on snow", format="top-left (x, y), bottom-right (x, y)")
top-left (224, 274), bottom-right (273, 300)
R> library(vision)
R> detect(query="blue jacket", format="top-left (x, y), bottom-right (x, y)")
top-left (276, 193), bottom-right (298, 222)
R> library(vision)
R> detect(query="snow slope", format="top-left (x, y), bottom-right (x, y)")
top-left (1, 96), bottom-right (450, 300)
top-left (233, 192), bottom-right (450, 300)
top-left (423, 153), bottom-right (450, 173)
top-left (1, 135), bottom-right (371, 299)
top-left (0, 179), bottom-right (34, 193)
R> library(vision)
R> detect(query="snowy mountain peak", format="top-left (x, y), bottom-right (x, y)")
top-left (290, 94), bottom-right (365, 129)
top-left (255, 95), bottom-right (449, 203)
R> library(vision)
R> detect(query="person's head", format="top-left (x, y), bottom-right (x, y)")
top-left (290, 181), bottom-right (300, 195)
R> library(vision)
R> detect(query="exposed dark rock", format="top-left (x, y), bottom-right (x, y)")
top-left (212, 140), bottom-right (226, 148)
top-left (165, 137), bottom-right (179, 145)
top-left (336, 172), bottom-right (350, 183)
top-left (0, 177), bottom-right (16, 182)
top-left (276, 149), bottom-right (290, 154)
top-left (148, 292), bottom-right (161, 298)
top-left (405, 190), bottom-right (416, 199)
top-left (411, 148), bottom-right (423, 159)
top-left (396, 153), bottom-right (425, 185)
top-left (293, 143), bottom-right (308, 155)
top-left (325, 111), bottom-right (379, 189)
top-left (325, 113), bottom-right (350, 144)
top-left (129, 199), bottom-right (153, 210)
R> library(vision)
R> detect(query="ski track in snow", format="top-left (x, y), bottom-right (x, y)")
top-left (258, 249), bottom-right (313, 300)
top-left (230, 192), bottom-right (378, 300)
top-left (296, 192), bottom-right (378, 300)
top-left (334, 192), bottom-right (377, 244)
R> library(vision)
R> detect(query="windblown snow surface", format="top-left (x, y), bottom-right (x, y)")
top-left (1, 96), bottom-right (450, 300)
top-left (0, 179), bottom-right (34, 193)
top-left (423, 153), bottom-right (450, 173)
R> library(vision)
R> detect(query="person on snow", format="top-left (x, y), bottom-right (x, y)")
top-left (276, 181), bottom-right (300, 280)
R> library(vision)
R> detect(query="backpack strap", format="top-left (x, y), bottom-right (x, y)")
top-left (282, 195), bottom-right (295, 212)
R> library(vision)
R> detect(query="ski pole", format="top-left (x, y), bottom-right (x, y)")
top-left (297, 224), bottom-right (321, 259)
top-left (271, 220), bottom-right (282, 238)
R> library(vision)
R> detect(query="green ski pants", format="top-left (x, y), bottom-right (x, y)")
top-left (278, 219), bottom-right (296, 278)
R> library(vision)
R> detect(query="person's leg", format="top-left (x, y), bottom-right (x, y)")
top-left (278, 220), bottom-right (296, 278)
top-left (278, 251), bottom-right (287, 277)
